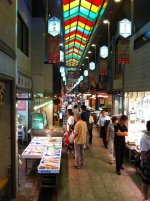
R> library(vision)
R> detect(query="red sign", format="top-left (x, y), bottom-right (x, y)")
top-left (117, 40), bottom-right (130, 64)
top-left (118, 58), bottom-right (129, 64)
top-left (48, 36), bottom-right (60, 63)
top-left (100, 69), bottom-right (108, 75)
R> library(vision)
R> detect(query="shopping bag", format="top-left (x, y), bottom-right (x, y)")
top-left (69, 131), bottom-right (74, 144)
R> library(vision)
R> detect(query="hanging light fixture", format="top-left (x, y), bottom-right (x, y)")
top-left (61, 72), bottom-right (65, 77)
top-left (60, 66), bottom-right (65, 73)
top-left (63, 77), bottom-right (66, 82)
top-left (84, 70), bottom-right (88, 77)
top-left (89, 62), bottom-right (95, 70)
top-left (80, 76), bottom-right (83, 81)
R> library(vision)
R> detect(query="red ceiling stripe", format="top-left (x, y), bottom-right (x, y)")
top-left (65, 39), bottom-right (75, 45)
top-left (87, 0), bottom-right (103, 7)
top-left (63, 0), bottom-right (74, 5)
top-left (64, 16), bottom-right (78, 26)
top-left (78, 16), bottom-right (94, 27)
top-left (65, 30), bottom-right (76, 38)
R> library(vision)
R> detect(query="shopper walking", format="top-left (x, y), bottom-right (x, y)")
top-left (140, 120), bottom-right (150, 201)
top-left (74, 113), bottom-right (87, 168)
top-left (81, 105), bottom-right (90, 149)
top-left (72, 104), bottom-right (79, 115)
top-left (64, 109), bottom-right (74, 149)
top-left (106, 116), bottom-right (118, 164)
top-left (88, 112), bottom-right (94, 144)
top-left (114, 115), bottom-right (128, 175)
top-left (97, 110), bottom-right (111, 148)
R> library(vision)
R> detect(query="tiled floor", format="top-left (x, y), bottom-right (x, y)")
top-left (15, 127), bottom-right (150, 201)
top-left (57, 127), bottom-right (149, 201)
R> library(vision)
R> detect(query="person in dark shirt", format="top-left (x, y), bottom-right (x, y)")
top-left (81, 105), bottom-right (90, 149)
top-left (114, 115), bottom-right (128, 175)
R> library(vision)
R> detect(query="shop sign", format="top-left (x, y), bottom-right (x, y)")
top-left (17, 73), bottom-right (32, 90)
top-left (117, 39), bottom-right (130, 64)
top-left (48, 36), bottom-right (60, 63)
top-left (0, 82), bottom-right (6, 105)
top-left (100, 46), bottom-right (108, 58)
top-left (48, 16), bottom-right (60, 36)
top-left (119, 18), bottom-right (131, 38)
top-left (99, 60), bottom-right (108, 75)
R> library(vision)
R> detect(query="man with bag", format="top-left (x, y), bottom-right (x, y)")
top-left (74, 113), bottom-right (87, 169)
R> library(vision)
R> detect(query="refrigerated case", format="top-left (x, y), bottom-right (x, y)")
top-left (124, 92), bottom-right (150, 148)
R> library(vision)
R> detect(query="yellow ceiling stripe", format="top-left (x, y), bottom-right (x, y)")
top-left (103, 2), bottom-right (108, 9)
top-left (78, 21), bottom-right (85, 29)
top-left (91, 5), bottom-right (99, 13)
top-left (81, 0), bottom-right (91, 10)
top-left (76, 34), bottom-right (82, 38)
top-left (64, 4), bottom-right (69, 12)
top-left (71, 21), bottom-right (77, 28)
top-left (70, 0), bottom-right (79, 9)
top-left (65, 25), bottom-right (70, 30)
top-left (85, 25), bottom-right (90, 31)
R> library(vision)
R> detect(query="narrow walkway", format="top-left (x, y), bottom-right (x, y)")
top-left (57, 127), bottom-right (146, 201)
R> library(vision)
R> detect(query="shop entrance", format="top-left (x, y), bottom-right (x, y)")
top-left (0, 77), bottom-right (16, 199)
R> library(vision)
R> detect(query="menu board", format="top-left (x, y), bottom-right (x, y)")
top-left (21, 137), bottom-right (62, 174)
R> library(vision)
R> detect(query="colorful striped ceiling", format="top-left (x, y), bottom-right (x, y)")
top-left (63, 0), bottom-right (109, 67)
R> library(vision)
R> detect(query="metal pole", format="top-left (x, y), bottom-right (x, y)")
top-left (131, 0), bottom-right (134, 34)
top-left (122, 64), bottom-right (125, 115)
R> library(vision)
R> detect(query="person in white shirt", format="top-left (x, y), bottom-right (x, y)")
top-left (64, 109), bottom-right (75, 148)
top-left (97, 110), bottom-right (111, 148)
top-left (140, 120), bottom-right (150, 201)
top-left (66, 109), bottom-right (74, 132)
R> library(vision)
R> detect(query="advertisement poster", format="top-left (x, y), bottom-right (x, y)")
top-left (48, 36), bottom-right (60, 63)
top-left (17, 95), bottom-right (27, 111)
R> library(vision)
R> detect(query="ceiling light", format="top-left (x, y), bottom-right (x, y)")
top-left (88, 51), bottom-right (91, 54)
top-left (82, 64), bottom-right (84, 66)
top-left (92, 44), bottom-right (96, 47)
top-left (114, 0), bottom-right (121, 2)
top-left (103, 20), bottom-right (110, 24)
top-left (85, 56), bottom-right (89, 59)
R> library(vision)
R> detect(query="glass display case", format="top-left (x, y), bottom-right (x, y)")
top-left (32, 113), bottom-right (47, 130)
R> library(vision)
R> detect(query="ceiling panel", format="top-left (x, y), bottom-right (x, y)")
top-left (63, 0), bottom-right (110, 68)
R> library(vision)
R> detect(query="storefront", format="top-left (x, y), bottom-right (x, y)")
top-left (124, 91), bottom-right (150, 148)
top-left (16, 93), bottom-right (31, 142)
top-left (96, 93), bottom-right (112, 114)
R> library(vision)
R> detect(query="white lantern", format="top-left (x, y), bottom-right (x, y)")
top-left (89, 62), bottom-right (95, 70)
top-left (100, 46), bottom-right (108, 58)
top-left (84, 70), bottom-right (88, 77)
top-left (60, 66), bottom-right (65, 73)
top-left (61, 72), bottom-right (65, 77)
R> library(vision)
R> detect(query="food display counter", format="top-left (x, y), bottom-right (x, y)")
top-left (21, 137), bottom-right (62, 175)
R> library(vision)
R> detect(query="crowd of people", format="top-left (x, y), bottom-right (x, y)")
top-left (62, 101), bottom-right (150, 201)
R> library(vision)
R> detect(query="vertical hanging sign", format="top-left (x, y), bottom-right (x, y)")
top-left (48, 16), bottom-right (60, 36)
top-left (48, 37), bottom-right (60, 63)
top-left (119, 18), bottom-right (131, 38)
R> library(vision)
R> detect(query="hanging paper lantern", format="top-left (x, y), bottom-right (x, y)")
top-left (84, 70), bottom-right (88, 77)
top-left (60, 66), bottom-right (65, 73)
top-left (89, 62), bottom-right (95, 70)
